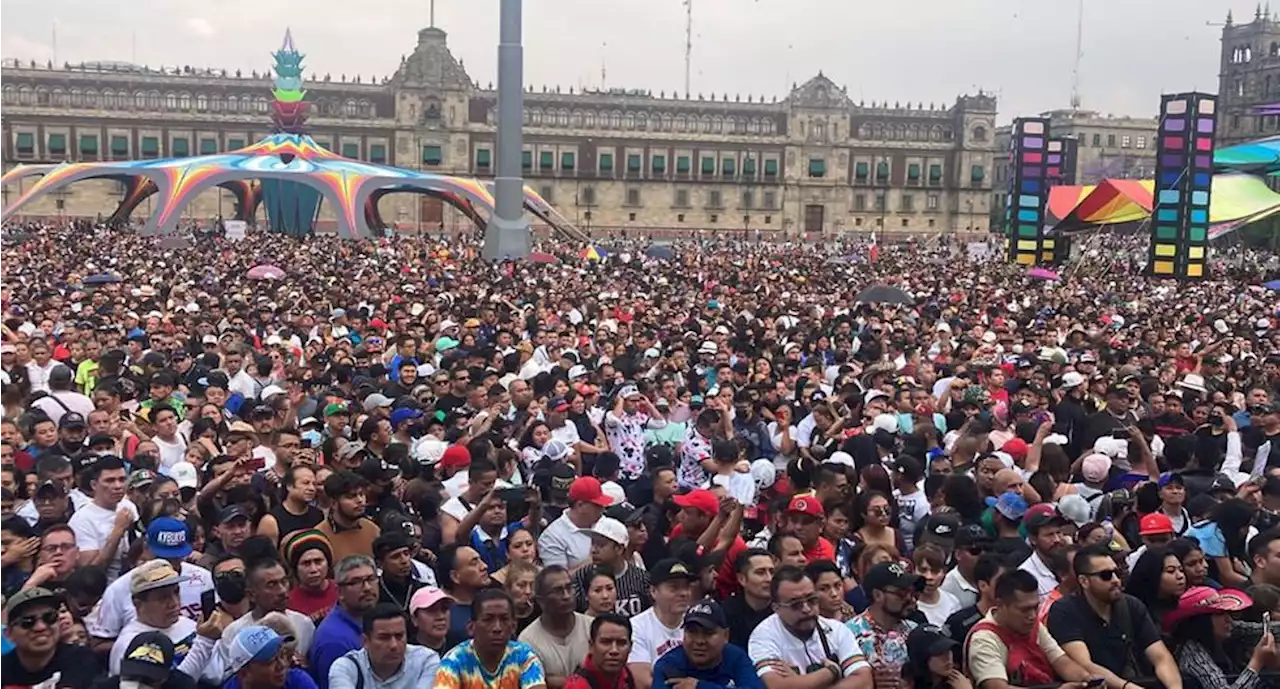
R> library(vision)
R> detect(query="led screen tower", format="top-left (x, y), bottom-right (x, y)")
top-left (1150, 92), bottom-right (1217, 279)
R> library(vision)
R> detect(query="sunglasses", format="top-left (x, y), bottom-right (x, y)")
top-left (779, 595), bottom-right (820, 612)
top-left (1084, 569), bottom-right (1120, 582)
top-left (15, 611), bottom-right (58, 630)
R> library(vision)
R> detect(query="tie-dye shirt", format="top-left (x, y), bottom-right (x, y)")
top-left (435, 639), bottom-right (547, 689)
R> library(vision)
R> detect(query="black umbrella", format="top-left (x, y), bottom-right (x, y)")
top-left (83, 273), bottom-right (122, 285)
top-left (855, 284), bottom-right (913, 305)
top-left (645, 245), bottom-right (676, 260)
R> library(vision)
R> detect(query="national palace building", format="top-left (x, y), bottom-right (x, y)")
top-left (1, 25), bottom-right (998, 237)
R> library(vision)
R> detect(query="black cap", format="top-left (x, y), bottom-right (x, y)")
top-left (917, 513), bottom-right (961, 545)
top-left (371, 531), bottom-right (415, 561)
top-left (683, 598), bottom-right (728, 629)
top-left (1106, 385), bottom-right (1131, 399)
top-left (87, 433), bottom-right (116, 448)
top-left (862, 562), bottom-right (923, 594)
top-left (49, 365), bottom-right (74, 386)
top-left (1011, 400), bottom-right (1035, 416)
top-left (217, 505), bottom-right (250, 524)
top-left (204, 371), bottom-right (230, 389)
top-left (549, 463), bottom-right (576, 493)
top-left (605, 502), bottom-right (646, 525)
top-left (955, 523), bottom-right (993, 548)
top-left (1208, 474), bottom-right (1238, 494)
top-left (59, 412), bottom-right (87, 429)
top-left (34, 480), bottom-right (66, 497)
top-left (120, 631), bottom-right (175, 683)
top-left (906, 625), bottom-right (958, 663)
top-left (359, 456), bottom-right (400, 482)
top-left (651, 558), bottom-right (698, 584)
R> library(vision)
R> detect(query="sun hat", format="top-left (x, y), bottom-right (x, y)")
top-left (1162, 586), bottom-right (1253, 632)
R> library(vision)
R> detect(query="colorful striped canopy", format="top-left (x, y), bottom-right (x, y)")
top-left (1047, 173), bottom-right (1280, 235)
top-left (1214, 135), bottom-right (1280, 174)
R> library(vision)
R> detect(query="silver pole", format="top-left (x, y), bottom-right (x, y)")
top-left (483, 0), bottom-right (531, 260)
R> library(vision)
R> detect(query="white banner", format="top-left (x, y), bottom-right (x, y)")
top-left (224, 220), bottom-right (247, 242)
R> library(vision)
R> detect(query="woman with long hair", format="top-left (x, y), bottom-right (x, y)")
top-left (1164, 586), bottom-right (1276, 689)
top-left (1187, 498), bottom-right (1258, 589)
top-left (846, 543), bottom-right (900, 614)
top-left (1124, 546), bottom-right (1186, 629)
top-left (903, 625), bottom-right (972, 689)
top-left (1168, 537), bottom-right (1220, 590)
top-left (490, 526), bottom-right (539, 585)
top-left (503, 559), bottom-right (541, 634)
top-left (941, 474), bottom-right (986, 526)
top-left (582, 566), bottom-right (618, 617)
top-left (848, 490), bottom-right (904, 553)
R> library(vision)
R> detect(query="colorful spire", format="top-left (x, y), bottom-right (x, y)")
top-left (270, 28), bottom-right (308, 134)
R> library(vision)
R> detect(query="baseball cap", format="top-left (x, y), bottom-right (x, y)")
top-left (549, 463), bottom-right (577, 493)
top-left (59, 412), bottom-right (87, 429)
top-left (1022, 503), bottom-right (1068, 532)
top-left (786, 494), bottom-right (825, 518)
top-left (363, 393), bottom-right (395, 413)
top-left (864, 389), bottom-right (891, 405)
top-left (567, 477), bottom-right (612, 507)
top-left (1139, 513), bottom-right (1175, 537)
top-left (166, 461), bottom-right (199, 489)
top-left (862, 561), bottom-right (924, 594)
top-left (1080, 453), bottom-right (1112, 483)
top-left (651, 558), bottom-right (698, 584)
top-left (439, 445), bottom-right (471, 471)
top-left (130, 560), bottom-right (181, 595)
top-left (1059, 371), bottom-right (1086, 389)
top-left (1001, 438), bottom-right (1029, 461)
top-left (128, 469), bottom-right (157, 491)
top-left (917, 513), bottom-right (961, 547)
top-left (120, 631), bottom-right (175, 683)
top-left (1158, 472), bottom-right (1186, 488)
top-left (323, 402), bottom-right (350, 417)
top-left (683, 598), bottom-right (728, 630)
top-left (3, 587), bottom-right (60, 617)
top-left (408, 587), bottom-right (454, 614)
top-left (202, 334), bottom-right (219, 345)
top-left (34, 479), bottom-right (66, 498)
top-left (955, 523), bottom-right (993, 548)
top-left (906, 625), bottom-right (958, 663)
top-left (543, 439), bottom-right (571, 462)
top-left (985, 491), bottom-right (1029, 521)
top-left (823, 451), bottom-right (856, 469)
top-left (359, 456), bottom-right (401, 482)
top-left (226, 625), bottom-right (292, 675)
top-left (1057, 494), bottom-right (1091, 527)
top-left (217, 505), bottom-right (251, 525)
top-left (389, 407), bottom-right (423, 428)
top-left (586, 517), bottom-right (630, 547)
top-left (547, 397), bottom-right (571, 413)
top-left (147, 517), bottom-right (193, 559)
top-left (673, 488), bottom-right (719, 515)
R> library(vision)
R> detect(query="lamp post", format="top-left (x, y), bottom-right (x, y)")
top-left (483, 0), bottom-right (531, 260)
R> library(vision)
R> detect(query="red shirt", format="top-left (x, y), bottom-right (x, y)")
top-left (287, 580), bottom-right (338, 627)
top-left (803, 537), bottom-right (836, 564)
top-left (565, 654), bottom-right (634, 689)
top-left (668, 523), bottom-right (748, 598)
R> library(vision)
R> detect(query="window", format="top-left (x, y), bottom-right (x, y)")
top-left (200, 138), bottom-right (218, 155)
top-left (476, 149), bottom-right (492, 168)
top-left (599, 153), bottom-right (614, 172)
top-left (854, 194), bottom-right (866, 211)
top-left (627, 154), bottom-right (641, 172)
top-left (652, 154), bottom-right (666, 173)
top-left (709, 214), bottom-right (719, 223)
top-left (79, 134), bottom-right (98, 155)
top-left (764, 216), bottom-right (772, 224)
top-left (874, 192), bottom-right (886, 211)
top-left (901, 194), bottom-right (914, 211)
top-left (141, 136), bottom-right (160, 157)
top-left (928, 164), bottom-right (942, 185)
top-left (907, 163), bottom-right (921, 183)
top-left (227, 138), bottom-right (245, 151)
top-left (561, 152), bottom-right (575, 170)
top-left (172, 138), bottom-right (189, 156)
top-left (742, 191), bottom-right (754, 209)
top-left (675, 189), bottom-right (690, 207)
top-left (722, 158), bottom-right (735, 177)
top-left (110, 135), bottom-right (129, 158)
top-left (1107, 134), bottom-right (1116, 147)
top-left (676, 156), bottom-right (691, 173)
top-left (927, 194), bottom-right (940, 210)
top-left (764, 159), bottom-right (779, 177)
top-left (1121, 136), bottom-right (1131, 148)
top-left (972, 126), bottom-right (988, 142)
top-left (701, 156), bottom-right (715, 175)
top-left (179, 94), bottom-right (191, 110)
top-left (196, 94), bottom-right (208, 111)
top-left (875, 161), bottom-right (889, 182)
top-left (709, 190), bottom-right (723, 208)
top-left (901, 218), bottom-right (909, 228)
top-left (626, 188), bottom-right (641, 206)
top-left (809, 158), bottom-right (826, 178)
top-left (340, 142), bottom-right (359, 158)
top-left (855, 162), bottom-right (869, 182)
top-left (1136, 136), bottom-right (1146, 149)
top-left (743, 158), bottom-right (756, 176)
top-left (15, 132), bottom-right (34, 155)
top-left (970, 165), bottom-right (985, 183)
top-left (928, 218), bottom-right (935, 228)
top-left (629, 212), bottom-right (637, 221)
top-left (540, 151), bottom-right (554, 170)
top-left (48, 134), bottom-right (66, 155)
top-left (677, 213), bottom-right (685, 222)
top-left (1091, 133), bottom-right (1101, 147)
top-left (423, 145), bottom-right (443, 165)
top-left (763, 191), bottom-right (776, 209)
top-left (581, 186), bottom-right (596, 205)
top-left (522, 150), bottom-right (533, 170)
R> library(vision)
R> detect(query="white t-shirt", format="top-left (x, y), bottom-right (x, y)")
top-left (916, 589), bottom-right (963, 627)
top-left (551, 423), bottom-right (581, 448)
top-left (441, 472), bottom-right (469, 500)
top-left (748, 613), bottom-right (870, 676)
top-left (31, 390), bottom-right (95, 425)
top-left (110, 617), bottom-right (221, 682)
top-left (627, 607), bottom-right (685, 666)
top-left (441, 495), bottom-right (475, 522)
top-left (707, 471), bottom-right (758, 506)
top-left (153, 434), bottom-right (189, 470)
top-left (89, 561), bottom-right (214, 639)
top-left (537, 513), bottom-right (594, 568)
top-left (895, 490), bottom-right (932, 552)
top-left (68, 499), bottom-right (139, 581)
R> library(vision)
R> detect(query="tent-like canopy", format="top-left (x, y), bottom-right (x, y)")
top-left (1214, 135), bottom-right (1280, 175)
top-left (0, 133), bottom-right (585, 240)
top-left (1046, 173), bottom-right (1280, 238)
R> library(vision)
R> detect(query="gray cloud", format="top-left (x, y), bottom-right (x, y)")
top-left (1, 0), bottom-right (1233, 122)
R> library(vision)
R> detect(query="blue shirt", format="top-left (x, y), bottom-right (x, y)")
top-left (1187, 521), bottom-right (1228, 558)
top-left (469, 520), bottom-right (527, 572)
top-left (652, 644), bottom-right (763, 689)
top-left (308, 606), bottom-right (363, 689)
top-left (225, 668), bottom-right (318, 689)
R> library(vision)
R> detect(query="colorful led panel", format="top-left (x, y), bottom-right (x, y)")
top-left (1007, 117), bottom-right (1052, 265)
top-left (1150, 92), bottom-right (1216, 279)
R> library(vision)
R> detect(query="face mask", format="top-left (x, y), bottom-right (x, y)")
top-left (214, 571), bottom-right (247, 604)
top-left (301, 430), bottom-right (322, 448)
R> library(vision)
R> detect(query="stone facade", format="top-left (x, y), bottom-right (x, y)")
top-left (2, 26), bottom-right (997, 237)
top-left (1218, 8), bottom-right (1280, 147)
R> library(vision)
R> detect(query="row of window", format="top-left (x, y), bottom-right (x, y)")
top-left (854, 122), bottom-right (958, 142)
top-left (1087, 132), bottom-right (1147, 149)
top-left (523, 108), bottom-right (780, 135)
top-left (498, 149), bottom-right (785, 180)
top-left (559, 185), bottom-right (944, 214)
top-left (850, 192), bottom-right (943, 212)
top-left (576, 209), bottom-right (780, 226)
top-left (11, 132), bottom-right (390, 164)
top-left (1, 85), bottom-right (379, 118)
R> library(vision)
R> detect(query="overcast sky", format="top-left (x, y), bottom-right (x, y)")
top-left (1, 0), bottom-right (1240, 123)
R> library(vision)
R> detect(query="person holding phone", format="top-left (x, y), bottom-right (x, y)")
top-left (1165, 586), bottom-right (1276, 689)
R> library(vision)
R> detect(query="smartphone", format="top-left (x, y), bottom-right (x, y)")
top-left (200, 589), bottom-right (217, 621)
top-left (1264, 611), bottom-right (1272, 630)
top-left (1084, 679), bottom-right (1106, 689)
top-left (1112, 428), bottom-right (1131, 439)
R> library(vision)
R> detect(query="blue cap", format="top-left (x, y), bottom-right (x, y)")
top-left (1158, 472), bottom-right (1185, 488)
top-left (227, 626), bottom-right (289, 674)
top-left (146, 517), bottom-right (192, 559)
top-left (389, 407), bottom-right (423, 428)
top-left (984, 491), bottom-right (1029, 521)
top-left (683, 598), bottom-right (727, 629)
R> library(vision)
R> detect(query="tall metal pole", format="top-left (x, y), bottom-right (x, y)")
top-left (483, 0), bottom-right (531, 259)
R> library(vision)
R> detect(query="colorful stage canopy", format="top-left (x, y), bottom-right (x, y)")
top-left (1046, 173), bottom-right (1280, 238)
top-left (1214, 135), bottom-right (1280, 174)
top-left (0, 133), bottom-right (585, 240)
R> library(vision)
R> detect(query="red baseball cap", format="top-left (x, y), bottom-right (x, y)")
top-left (439, 446), bottom-right (471, 471)
top-left (673, 489), bottom-right (719, 515)
top-left (1001, 438), bottom-right (1029, 461)
top-left (786, 494), bottom-right (825, 518)
top-left (1139, 513), bottom-right (1175, 537)
top-left (568, 477), bottom-right (612, 507)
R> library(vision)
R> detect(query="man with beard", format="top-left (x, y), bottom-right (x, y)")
top-left (628, 559), bottom-right (697, 689)
top-left (1017, 504), bottom-right (1071, 602)
top-left (653, 599), bottom-right (762, 689)
top-left (1047, 545), bottom-right (1182, 689)
top-left (315, 471), bottom-right (381, 565)
top-left (747, 565), bottom-right (871, 689)
top-left (846, 562), bottom-right (925, 686)
top-left (565, 615), bottom-right (635, 689)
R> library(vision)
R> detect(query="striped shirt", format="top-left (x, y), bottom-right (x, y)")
top-left (572, 560), bottom-right (652, 616)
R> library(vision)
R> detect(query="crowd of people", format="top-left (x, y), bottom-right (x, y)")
top-left (2, 219), bottom-right (1280, 689)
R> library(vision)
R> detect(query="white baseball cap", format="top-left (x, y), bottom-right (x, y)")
top-left (1059, 371), bottom-right (1086, 389)
top-left (871, 414), bottom-right (900, 434)
top-left (567, 365), bottom-right (588, 380)
top-left (164, 461), bottom-right (199, 490)
top-left (586, 517), bottom-right (629, 546)
top-left (823, 451), bottom-right (856, 468)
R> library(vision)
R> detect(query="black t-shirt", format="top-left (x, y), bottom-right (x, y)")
top-left (723, 593), bottom-right (774, 650)
top-left (91, 671), bottom-right (196, 689)
top-left (943, 605), bottom-right (985, 663)
top-left (1, 643), bottom-right (100, 689)
top-left (1046, 592), bottom-right (1161, 677)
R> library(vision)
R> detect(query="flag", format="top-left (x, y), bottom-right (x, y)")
top-left (869, 232), bottom-right (879, 264)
